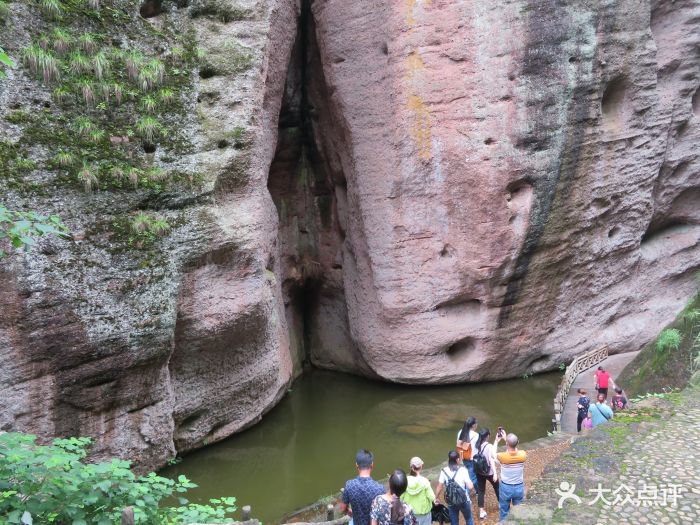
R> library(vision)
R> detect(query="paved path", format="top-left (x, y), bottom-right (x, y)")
top-left (505, 387), bottom-right (700, 524)
top-left (561, 351), bottom-right (639, 433)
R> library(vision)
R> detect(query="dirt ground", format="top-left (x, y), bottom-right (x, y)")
top-left (460, 439), bottom-right (571, 524)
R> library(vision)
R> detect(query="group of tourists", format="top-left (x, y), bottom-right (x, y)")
top-left (340, 417), bottom-right (526, 525)
top-left (574, 366), bottom-right (628, 432)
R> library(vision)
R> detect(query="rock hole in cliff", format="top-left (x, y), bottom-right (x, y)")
top-left (446, 337), bottom-right (477, 362)
top-left (608, 226), bottom-right (620, 238)
top-left (641, 219), bottom-right (689, 245)
top-left (527, 354), bottom-right (550, 371)
top-left (139, 0), bottom-right (162, 18)
top-left (217, 139), bottom-right (229, 149)
top-left (439, 244), bottom-right (455, 257)
top-left (199, 65), bottom-right (218, 79)
top-left (381, 42), bottom-right (389, 55)
top-left (484, 137), bottom-right (495, 145)
top-left (601, 76), bottom-right (631, 132)
top-left (435, 297), bottom-right (482, 314)
top-left (640, 220), bottom-right (698, 260)
top-left (180, 410), bottom-right (204, 429)
top-left (143, 142), bottom-right (156, 154)
top-left (591, 197), bottom-right (609, 211)
top-left (692, 88), bottom-right (700, 117)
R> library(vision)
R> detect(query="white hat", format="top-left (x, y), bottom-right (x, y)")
top-left (409, 456), bottom-right (424, 469)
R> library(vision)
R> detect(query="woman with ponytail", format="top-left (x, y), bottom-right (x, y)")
top-left (474, 428), bottom-right (499, 520)
top-left (370, 469), bottom-right (417, 525)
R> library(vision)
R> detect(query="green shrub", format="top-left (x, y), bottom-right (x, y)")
top-left (53, 150), bottom-right (76, 167)
top-left (51, 28), bottom-right (73, 54)
top-left (0, 1), bottom-right (9, 22)
top-left (5, 110), bottom-right (31, 124)
top-left (78, 161), bottom-right (98, 191)
top-left (0, 206), bottom-right (68, 257)
top-left (0, 46), bottom-right (13, 78)
top-left (0, 432), bottom-right (237, 524)
top-left (682, 308), bottom-right (700, 328)
top-left (136, 116), bottom-right (160, 142)
top-left (22, 44), bottom-right (60, 82)
top-left (39, 0), bottom-right (63, 18)
top-left (656, 328), bottom-right (682, 353)
top-left (124, 212), bottom-right (171, 248)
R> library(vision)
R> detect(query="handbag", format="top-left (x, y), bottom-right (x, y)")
top-left (431, 503), bottom-right (450, 524)
top-left (456, 441), bottom-right (472, 461)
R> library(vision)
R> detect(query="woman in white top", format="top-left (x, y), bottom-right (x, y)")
top-left (456, 416), bottom-right (479, 493)
top-left (474, 428), bottom-right (499, 519)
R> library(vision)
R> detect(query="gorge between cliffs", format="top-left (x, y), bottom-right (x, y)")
top-left (1, 0), bottom-right (700, 473)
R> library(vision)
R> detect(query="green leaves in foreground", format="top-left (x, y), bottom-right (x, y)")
top-left (0, 432), bottom-right (237, 524)
top-left (0, 205), bottom-right (69, 258)
top-left (0, 45), bottom-right (14, 79)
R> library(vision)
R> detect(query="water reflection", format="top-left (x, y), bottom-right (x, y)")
top-left (162, 370), bottom-right (559, 523)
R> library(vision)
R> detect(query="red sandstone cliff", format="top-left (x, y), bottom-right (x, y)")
top-left (1, 0), bottom-right (698, 469)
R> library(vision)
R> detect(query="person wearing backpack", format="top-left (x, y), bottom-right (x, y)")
top-left (435, 451), bottom-right (475, 525)
top-left (610, 387), bottom-right (627, 412)
top-left (576, 388), bottom-right (590, 432)
top-left (473, 428), bottom-right (499, 520)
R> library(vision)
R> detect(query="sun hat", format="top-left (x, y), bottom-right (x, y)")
top-left (409, 456), bottom-right (424, 469)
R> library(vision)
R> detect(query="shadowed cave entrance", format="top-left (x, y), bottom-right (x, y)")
top-left (267, 2), bottom-right (353, 371)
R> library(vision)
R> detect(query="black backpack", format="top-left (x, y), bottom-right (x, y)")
top-left (472, 444), bottom-right (490, 477)
top-left (443, 468), bottom-right (467, 506)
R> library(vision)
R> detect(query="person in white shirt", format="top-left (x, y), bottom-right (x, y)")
top-left (456, 416), bottom-right (479, 493)
top-left (435, 451), bottom-right (475, 525)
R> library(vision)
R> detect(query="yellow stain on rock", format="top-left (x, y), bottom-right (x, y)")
top-left (405, 0), bottom-right (416, 26)
top-left (405, 51), bottom-right (424, 74)
top-left (406, 0), bottom-right (432, 26)
top-left (407, 94), bottom-right (432, 160)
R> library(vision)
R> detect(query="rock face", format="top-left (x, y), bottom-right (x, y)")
top-left (1, 0), bottom-right (699, 469)
top-left (289, 0), bottom-right (700, 382)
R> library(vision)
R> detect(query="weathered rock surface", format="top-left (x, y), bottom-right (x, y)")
top-left (1, 0), bottom-right (700, 469)
top-left (292, 0), bottom-right (700, 383)
top-left (0, 0), bottom-right (300, 471)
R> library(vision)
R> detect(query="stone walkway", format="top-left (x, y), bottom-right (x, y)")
top-left (504, 386), bottom-right (700, 524)
top-left (560, 351), bottom-right (640, 433)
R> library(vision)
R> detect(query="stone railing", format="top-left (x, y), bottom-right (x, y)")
top-left (552, 345), bottom-right (609, 431)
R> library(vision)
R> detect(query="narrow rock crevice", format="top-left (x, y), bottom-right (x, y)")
top-left (267, 2), bottom-right (357, 373)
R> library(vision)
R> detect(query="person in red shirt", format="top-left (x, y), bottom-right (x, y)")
top-left (593, 366), bottom-right (614, 398)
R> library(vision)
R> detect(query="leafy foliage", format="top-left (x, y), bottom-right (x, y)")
top-left (656, 328), bottom-right (682, 353)
top-left (0, 206), bottom-right (68, 257)
top-left (0, 46), bottom-right (13, 78)
top-left (0, 432), bottom-right (237, 524)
